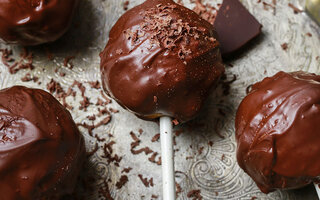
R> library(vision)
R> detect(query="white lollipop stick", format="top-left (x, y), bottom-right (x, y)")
top-left (314, 182), bottom-right (320, 199)
top-left (160, 116), bottom-right (176, 200)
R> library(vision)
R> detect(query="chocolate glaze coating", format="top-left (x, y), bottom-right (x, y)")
top-left (0, 0), bottom-right (79, 45)
top-left (236, 71), bottom-right (320, 193)
top-left (0, 86), bottom-right (85, 200)
top-left (100, 0), bottom-right (224, 122)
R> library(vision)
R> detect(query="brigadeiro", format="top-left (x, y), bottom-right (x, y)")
top-left (0, 0), bottom-right (79, 45)
top-left (236, 71), bottom-right (320, 193)
top-left (0, 86), bottom-right (85, 199)
top-left (100, 0), bottom-right (225, 122)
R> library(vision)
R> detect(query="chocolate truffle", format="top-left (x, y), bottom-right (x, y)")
top-left (0, 0), bottom-right (79, 45)
top-left (100, 0), bottom-right (225, 122)
top-left (0, 86), bottom-right (85, 199)
top-left (236, 71), bottom-right (320, 193)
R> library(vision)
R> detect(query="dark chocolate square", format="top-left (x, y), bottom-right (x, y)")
top-left (214, 0), bottom-right (262, 57)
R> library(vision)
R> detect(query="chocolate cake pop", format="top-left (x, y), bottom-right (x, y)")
top-left (0, 86), bottom-right (85, 200)
top-left (0, 0), bottom-right (79, 45)
top-left (100, 0), bottom-right (225, 122)
top-left (236, 71), bottom-right (320, 193)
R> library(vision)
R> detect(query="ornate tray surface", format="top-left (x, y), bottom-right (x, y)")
top-left (0, 0), bottom-right (319, 199)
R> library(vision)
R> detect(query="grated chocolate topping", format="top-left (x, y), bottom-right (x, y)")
top-left (124, 3), bottom-right (217, 60)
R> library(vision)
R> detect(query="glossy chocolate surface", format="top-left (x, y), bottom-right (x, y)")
top-left (0, 0), bottom-right (79, 45)
top-left (236, 71), bottom-right (320, 193)
top-left (0, 86), bottom-right (84, 200)
top-left (214, 0), bottom-right (262, 57)
top-left (100, 0), bottom-right (224, 122)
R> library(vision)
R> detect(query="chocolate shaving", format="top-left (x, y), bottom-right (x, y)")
top-left (176, 183), bottom-right (182, 194)
top-left (186, 156), bottom-right (194, 160)
top-left (151, 133), bottom-right (160, 142)
top-left (125, 3), bottom-right (217, 60)
top-left (21, 73), bottom-right (39, 82)
top-left (88, 81), bottom-right (101, 89)
top-left (102, 141), bottom-right (122, 167)
top-left (121, 167), bottom-right (133, 173)
top-left (151, 194), bottom-right (159, 199)
top-left (59, 71), bottom-right (66, 77)
top-left (123, 1), bottom-right (129, 11)
top-left (138, 174), bottom-right (154, 187)
top-left (262, 1), bottom-right (276, 14)
top-left (71, 80), bottom-right (92, 111)
top-left (116, 175), bottom-right (129, 189)
top-left (187, 190), bottom-right (202, 200)
top-left (281, 43), bottom-right (288, 51)
top-left (98, 108), bottom-right (110, 117)
top-left (221, 154), bottom-right (225, 161)
top-left (63, 56), bottom-right (75, 69)
top-left (0, 48), bottom-right (34, 74)
top-left (77, 116), bottom-right (111, 136)
top-left (198, 146), bottom-right (204, 154)
top-left (193, 0), bottom-right (218, 24)
top-left (79, 97), bottom-right (90, 111)
top-left (130, 131), bottom-right (153, 155)
top-left (109, 108), bottom-right (119, 113)
top-left (87, 115), bottom-right (96, 121)
top-left (130, 131), bottom-right (161, 165)
top-left (306, 32), bottom-right (312, 37)
top-left (94, 134), bottom-right (106, 142)
top-left (148, 152), bottom-right (162, 165)
top-left (132, 146), bottom-right (153, 155)
top-left (46, 79), bottom-right (73, 110)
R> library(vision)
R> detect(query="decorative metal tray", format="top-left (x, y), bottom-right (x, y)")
top-left (0, 0), bottom-right (319, 199)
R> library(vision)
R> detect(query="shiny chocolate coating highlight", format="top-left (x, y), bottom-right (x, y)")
top-left (100, 0), bottom-right (224, 122)
top-left (236, 71), bottom-right (320, 193)
top-left (0, 86), bottom-right (85, 200)
top-left (0, 0), bottom-right (79, 45)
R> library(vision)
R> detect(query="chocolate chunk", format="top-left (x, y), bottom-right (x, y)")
top-left (214, 0), bottom-right (262, 57)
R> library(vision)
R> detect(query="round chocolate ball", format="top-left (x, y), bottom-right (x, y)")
top-left (0, 86), bottom-right (85, 199)
top-left (0, 0), bottom-right (79, 45)
top-left (236, 71), bottom-right (320, 193)
top-left (100, 0), bottom-right (224, 122)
